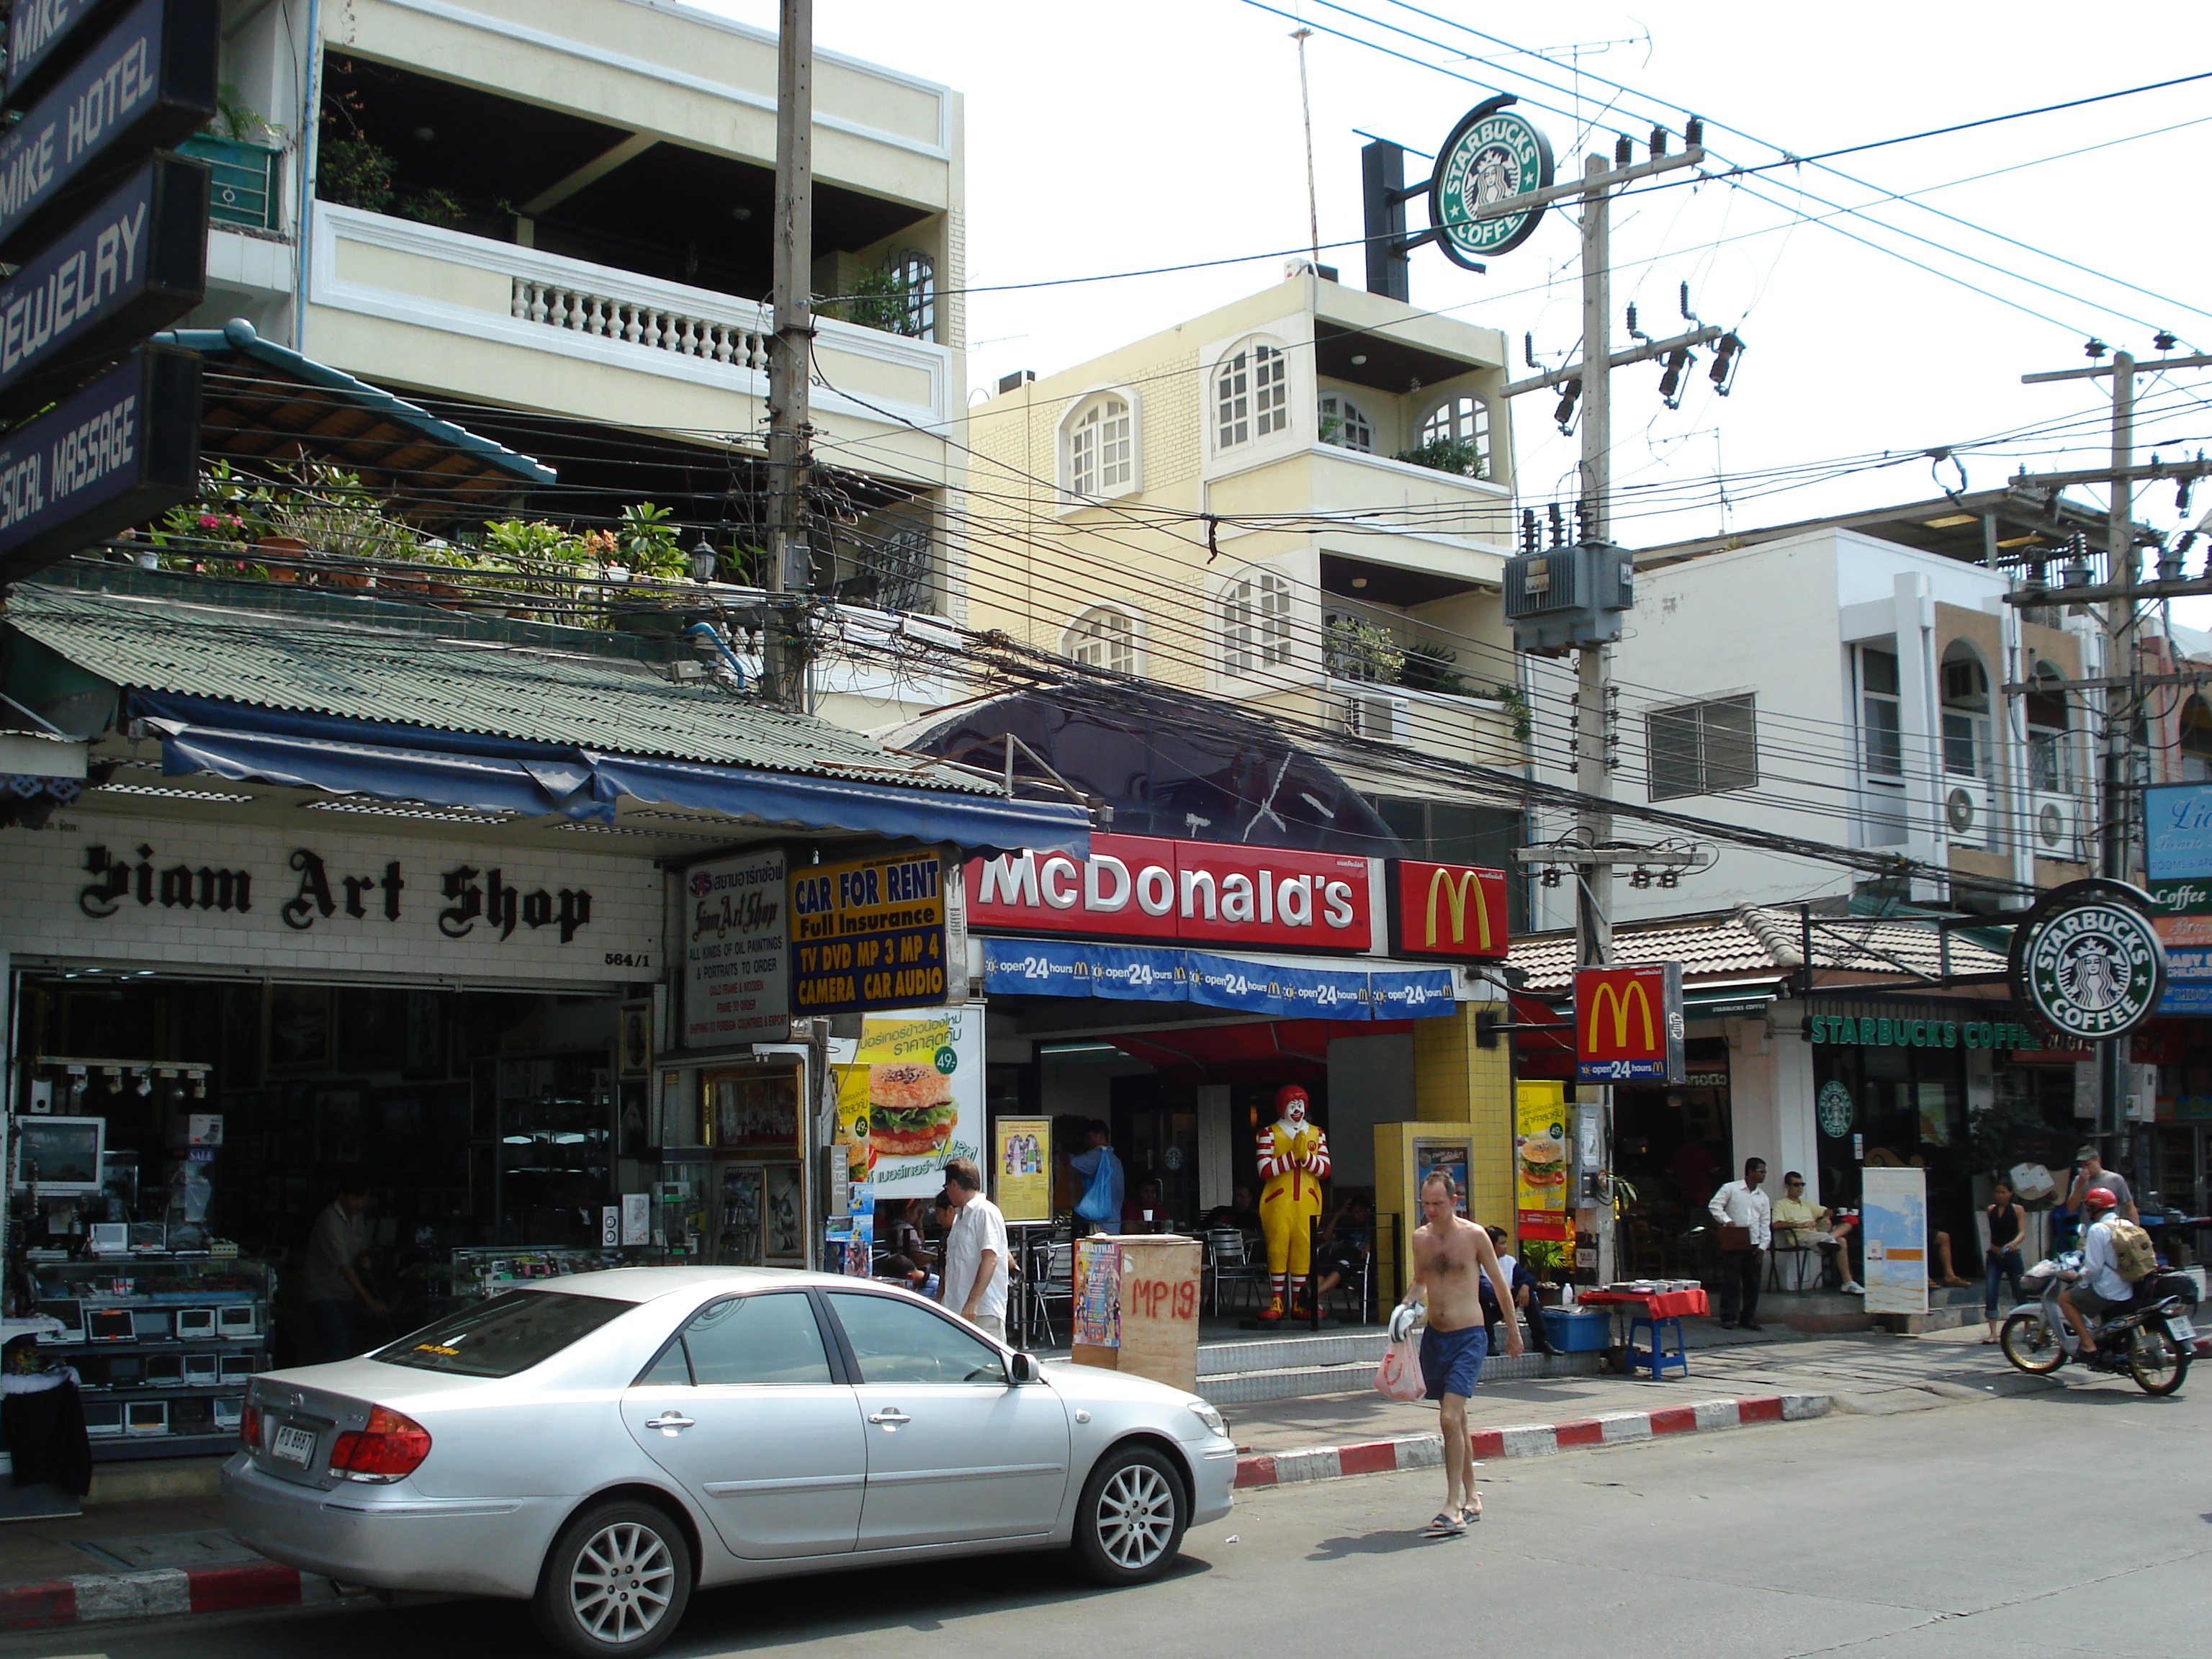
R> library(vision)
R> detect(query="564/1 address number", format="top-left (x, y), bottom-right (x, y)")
top-left (604, 951), bottom-right (653, 968)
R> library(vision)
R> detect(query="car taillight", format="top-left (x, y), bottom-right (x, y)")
top-left (240, 1401), bottom-right (262, 1452)
top-left (327, 1406), bottom-right (431, 1482)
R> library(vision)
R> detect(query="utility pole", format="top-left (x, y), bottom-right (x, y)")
top-left (764, 0), bottom-right (814, 710)
top-left (1489, 128), bottom-right (1718, 1289)
top-left (2013, 344), bottom-right (2212, 1176)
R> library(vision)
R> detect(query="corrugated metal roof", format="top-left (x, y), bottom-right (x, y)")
top-left (4, 583), bottom-right (997, 794)
top-left (1511, 907), bottom-right (2008, 994)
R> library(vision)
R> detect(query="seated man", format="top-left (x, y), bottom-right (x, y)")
top-left (1312, 1196), bottom-right (1375, 1308)
top-left (1478, 1226), bottom-right (1558, 1355)
top-left (1199, 1184), bottom-right (1261, 1235)
top-left (2058, 1185), bottom-right (2131, 1357)
top-left (1770, 1172), bottom-right (1864, 1294)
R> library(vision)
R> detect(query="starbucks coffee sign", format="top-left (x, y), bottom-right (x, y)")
top-left (1430, 97), bottom-right (1554, 267)
top-left (2008, 879), bottom-right (2167, 1043)
top-left (1815, 1080), bottom-right (1853, 1140)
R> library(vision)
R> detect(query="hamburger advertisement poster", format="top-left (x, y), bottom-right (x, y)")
top-left (1514, 1087), bottom-right (1572, 1242)
top-left (830, 1006), bottom-right (983, 1200)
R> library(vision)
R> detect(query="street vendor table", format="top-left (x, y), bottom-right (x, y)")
top-left (1578, 1287), bottom-right (1711, 1379)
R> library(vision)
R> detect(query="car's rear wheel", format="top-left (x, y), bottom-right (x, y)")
top-left (532, 1500), bottom-right (692, 1658)
top-left (1071, 1445), bottom-right (1186, 1586)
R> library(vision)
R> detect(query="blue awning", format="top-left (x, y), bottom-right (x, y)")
top-left (981, 936), bottom-right (1456, 1020)
top-left (151, 720), bottom-right (1094, 853)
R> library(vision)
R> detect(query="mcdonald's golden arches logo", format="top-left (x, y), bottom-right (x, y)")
top-left (1388, 859), bottom-right (1510, 961)
top-left (1574, 963), bottom-right (1685, 1082)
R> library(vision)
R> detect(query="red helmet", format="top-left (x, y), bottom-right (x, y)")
top-left (2082, 1186), bottom-right (2120, 1214)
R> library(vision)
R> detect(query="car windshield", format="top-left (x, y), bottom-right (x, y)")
top-left (374, 1291), bottom-right (630, 1378)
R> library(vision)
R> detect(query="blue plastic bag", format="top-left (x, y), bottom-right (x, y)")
top-left (1074, 1148), bottom-right (1124, 1224)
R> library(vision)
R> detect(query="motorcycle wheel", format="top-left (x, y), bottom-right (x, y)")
top-left (2000, 1310), bottom-right (2066, 1375)
top-left (2125, 1324), bottom-right (2190, 1396)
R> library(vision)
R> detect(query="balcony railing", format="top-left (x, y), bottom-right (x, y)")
top-left (177, 133), bottom-right (281, 231)
top-left (511, 279), bottom-right (771, 372)
top-left (310, 203), bottom-right (951, 425)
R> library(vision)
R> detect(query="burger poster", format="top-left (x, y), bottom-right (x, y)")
top-left (827, 1004), bottom-right (984, 1200)
top-left (1514, 1084), bottom-right (1572, 1242)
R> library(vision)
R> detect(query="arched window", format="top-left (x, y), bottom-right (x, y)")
top-left (1064, 606), bottom-right (1141, 676)
top-left (1223, 567), bottom-right (1292, 674)
top-left (1216, 341), bottom-right (1289, 449)
top-left (2026, 662), bottom-right (2072, 792)
top-left (1418, 395), bottom-right (1493, 478)
top-left (882, 248), bottom-right (935, 339)
top-left (1318, 392), bottom-right (1375, 453)
top-left (1065, 395), bottom-right (1134, 498)
top-left (2180, 696), bottom-right (2212, 782)
top-left (1938, 642), bottom-right (1990, 779)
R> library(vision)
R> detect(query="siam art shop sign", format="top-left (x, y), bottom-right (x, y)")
top-left (1, 814), bottom-right (661, 983)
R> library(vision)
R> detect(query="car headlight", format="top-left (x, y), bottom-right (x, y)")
top-left (1187, 1401), bottom-right (1230, 1439)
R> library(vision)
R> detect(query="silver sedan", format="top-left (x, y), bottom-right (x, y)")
top-left (222, 1267), bottom-right (1235, 1655)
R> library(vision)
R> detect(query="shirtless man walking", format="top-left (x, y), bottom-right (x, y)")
top-left (1400, 1171), bottom-right (1522, 1535)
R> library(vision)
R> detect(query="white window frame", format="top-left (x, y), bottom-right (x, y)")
top-left (1317, 392), bottom-right (1375, 454)
top-left (1645, 693), bottom-right (1758, 801)
top-left (1221, 566), bottom-right (1293, 677)
top-left (1213, 336), bottom-right (1295, 454)
top-left (1063, 604), bottom-right (1144, 677)
top-left (1061, 390), bottom-right (1140, 502)
top-left (1416, 394), bottom-right (1494, 479)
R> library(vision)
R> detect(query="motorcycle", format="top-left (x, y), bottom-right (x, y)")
top-left (1998, 1249), bottom-right (2198, 1395)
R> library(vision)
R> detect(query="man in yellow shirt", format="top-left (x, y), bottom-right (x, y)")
top-left (1771, 1172), bottom-right (1863, 1294)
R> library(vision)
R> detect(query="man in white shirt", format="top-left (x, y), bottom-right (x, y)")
top-left (2059, 1186), bottom-right (2130, 1357)
top-left (940, 1156), bottom-right (1010, 1342)
top-left (1707, 1158), bottom-right (1773, 1331)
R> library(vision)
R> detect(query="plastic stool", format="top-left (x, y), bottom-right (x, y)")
top-left (1627, 1313), bottom-right (1689, 1379)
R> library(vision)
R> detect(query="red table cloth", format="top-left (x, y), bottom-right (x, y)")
top-left (1578, 1287), bottom-right (1710, 1318)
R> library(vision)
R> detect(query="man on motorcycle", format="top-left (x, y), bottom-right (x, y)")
top-left (2057, 1186), bottom-right (2129, 1357)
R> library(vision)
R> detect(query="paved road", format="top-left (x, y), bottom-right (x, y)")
top-left (12, 1378), bottom-right (2207, 1659)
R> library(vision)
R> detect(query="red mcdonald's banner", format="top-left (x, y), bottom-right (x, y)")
top-left (1574, 962), bottom-right (1684, 1084)
top-left (1385, 859), bottom-right (1511, 961)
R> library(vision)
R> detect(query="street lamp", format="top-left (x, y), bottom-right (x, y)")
top-left (688, 537), bottom-right (718, 583)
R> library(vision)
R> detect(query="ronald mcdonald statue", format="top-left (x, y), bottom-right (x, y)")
top-left (1256, 1083), bottom-right (1331, 1320)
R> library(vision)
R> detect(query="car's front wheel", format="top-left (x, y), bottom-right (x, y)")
top-left (1071, 1445), bottom-right (1187, 1586)
top-left (532, 1499), bottom-right (693, 1658)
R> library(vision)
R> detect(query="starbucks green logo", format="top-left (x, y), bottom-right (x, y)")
top-left (2012, 884), bottom-right (2166, 1043)
top-left (1431, 102), bottom-right (1554, 266)
top-left (1816, 1080), bottom-right (1853, 1140)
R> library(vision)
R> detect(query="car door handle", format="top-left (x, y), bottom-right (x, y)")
top-left (644, 1413), bottom-right (696, 1433)
top-left (867, 1408), bottom-right (912, 1426)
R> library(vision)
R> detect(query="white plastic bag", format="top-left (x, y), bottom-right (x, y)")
top-left (2009, 1162), bottom-right (2055, 1203)
top-left (1374, 1308), bottom-right (1426, 1402)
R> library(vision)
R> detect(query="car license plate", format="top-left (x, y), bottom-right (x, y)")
top-left (272, 1424), bottom-right (317, 1467)
top-left (2166, 1316), bottom-right (2198, 1343)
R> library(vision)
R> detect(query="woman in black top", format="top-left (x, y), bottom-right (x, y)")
top-left (1983, 1178), bottom-right (2027, 1343)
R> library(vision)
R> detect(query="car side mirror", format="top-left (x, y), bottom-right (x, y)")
top-left (1008, 1350), bottom-right (1041, 1384)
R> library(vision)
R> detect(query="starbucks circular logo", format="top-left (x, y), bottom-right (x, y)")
top-left (1431, 100), bottom-right (1555, 267)
top-left (1816, 1080), bottom-right (1853, 1139)
top-left (2009, 880), bottom-right (2167, 1043)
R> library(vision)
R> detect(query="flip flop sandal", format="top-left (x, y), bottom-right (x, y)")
top-left (1424, 1511), bottom-right (1466, 1537)
top-left (1462, 1501), bottom-right (1484, 1524)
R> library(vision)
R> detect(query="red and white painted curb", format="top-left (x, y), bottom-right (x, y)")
top-left (1233, 1392), bottom-right (1831, 1490)
top-left (0, 1560), bottom-right (365, 1630)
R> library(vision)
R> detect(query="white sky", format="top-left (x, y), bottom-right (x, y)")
top-left (696, 1), bottom-right (2212, 611)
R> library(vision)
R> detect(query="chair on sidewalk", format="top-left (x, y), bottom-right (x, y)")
top-left (1627, 1311), bottom-right (1690, 1379)
top-left (1205, 1230), bottom-right (1267, 1317)
top-left (1767, 1236), bottom-right (1822, 1293)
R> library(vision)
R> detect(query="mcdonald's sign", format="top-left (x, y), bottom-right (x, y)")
top-left (1574, 962), bottom-right (1684, 1083)
top-left (1386, 859), bottom-right (1511, 961)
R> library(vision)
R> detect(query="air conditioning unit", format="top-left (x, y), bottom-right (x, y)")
top-left (1941, 779), bottom-right (1990, 850)
top-left (2033, 792), bottom-right (2087, 862)
top-left (1339, 692), bottom-right (1412, 742)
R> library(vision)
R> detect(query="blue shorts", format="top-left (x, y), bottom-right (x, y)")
top-left (1421, 1323), bottom-right (1489, 1400)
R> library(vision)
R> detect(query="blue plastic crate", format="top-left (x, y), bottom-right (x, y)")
top-left (1542, 1307), bottom-right (1609, 1352)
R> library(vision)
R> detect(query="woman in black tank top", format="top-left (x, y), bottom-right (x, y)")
top-left (1984, 1178), bottom-right (2026, 1342)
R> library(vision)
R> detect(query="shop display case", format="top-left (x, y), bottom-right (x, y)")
top-left (446, 1245), bottom-right (629, 1304)
top-left (26, 1256), bottom-right (271, 1460)
top-left (475, 1053), bottom-right (615, 1246)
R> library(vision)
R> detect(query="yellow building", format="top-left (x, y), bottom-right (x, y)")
top-left (963, 269), bottom-right (1529, 801)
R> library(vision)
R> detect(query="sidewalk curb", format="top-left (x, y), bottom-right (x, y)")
top-left (1232, 1392), bottom-right (1831, 1491)
top-left (0, 1559), bottom-right (361, 1631)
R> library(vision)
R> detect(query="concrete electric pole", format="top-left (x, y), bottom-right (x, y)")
top-left (764, 0), bottom-right (814, 710)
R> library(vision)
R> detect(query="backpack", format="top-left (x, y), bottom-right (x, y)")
top-left (2105, 1218), bottom-right (2157, 1283)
